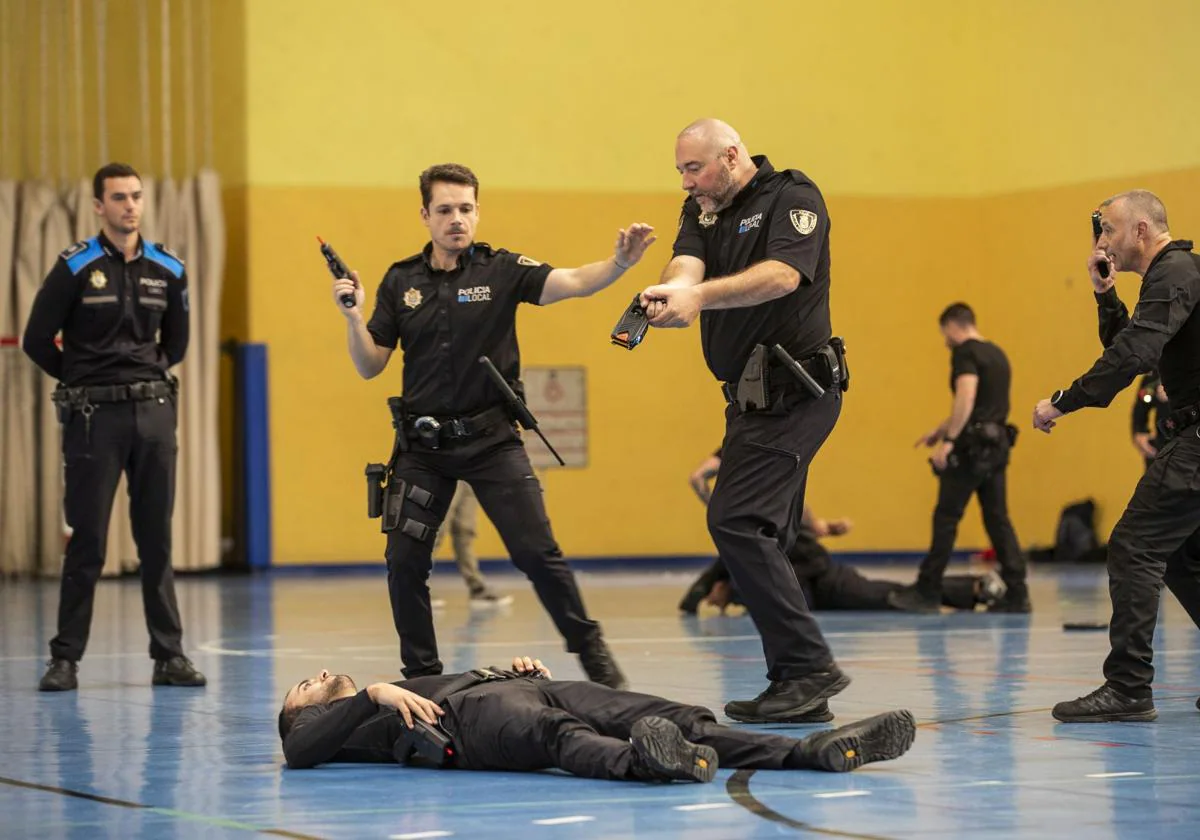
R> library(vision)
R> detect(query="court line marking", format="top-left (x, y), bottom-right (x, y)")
top-left (726, 770), bottom-right (897, 840)
top-left (0, 774), bottom-right (325, 839)
top-left (1086, 772), bottom-right (1145, 779)
top-left (813, 791), bottom-right (871, 799)
top-left (389, 832), bottom-right (453, 839)
top-left (531, 816), bottom-right (595, 825)
top-left (673, 803), bottom-right (733, 811)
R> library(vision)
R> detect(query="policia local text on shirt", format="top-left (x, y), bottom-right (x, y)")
top-left (332, 163), bottom-right (655, 688)
top-left (1033, 190), bottom-right (1200, 723)
top-left (22, 163), bottom-right (206, 692)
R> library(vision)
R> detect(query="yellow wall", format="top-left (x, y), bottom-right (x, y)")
top-left (8, 1), bottom-right (1198, 564)
top-left (236, 0), bottom-right (1200, 564)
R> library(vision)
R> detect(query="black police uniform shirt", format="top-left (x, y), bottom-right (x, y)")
top-left (366, 242), bottom-right (552, 417)
top-left (22, 232), bottom-right (189, 387)
top-left (1054, 241), bottom-right (1200, 414)
top-left (949, 339), bottom-right (1011, 425)
top-left (671, 155), bottom-right (832, 384)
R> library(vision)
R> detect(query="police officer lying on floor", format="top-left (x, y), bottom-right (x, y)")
top-left (278, 657), bottom-right (917, 781)
top-left (679, 450), bottom-right (1005, 615)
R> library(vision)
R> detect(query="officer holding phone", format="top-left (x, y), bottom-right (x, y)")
top-left (1033, 191), bottom-right (1200, 722)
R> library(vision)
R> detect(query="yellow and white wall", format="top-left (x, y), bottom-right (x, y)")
top-left (6, 1), bottom-right (1200, 564)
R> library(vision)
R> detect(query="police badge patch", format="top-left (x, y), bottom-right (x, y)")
top-left (789, 209), bottom-right (818, 235)
top-left (403, 287), bottom-right (423, 309)
top-left (89, 270), bottom-right (107, 289)
top-left (516, 255), bottom-right (543, 267)
top-left (698, 212), bottom-right (718, 228)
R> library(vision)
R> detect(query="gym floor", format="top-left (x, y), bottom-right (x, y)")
top-left (2, 563), bottom-right (1197, 839)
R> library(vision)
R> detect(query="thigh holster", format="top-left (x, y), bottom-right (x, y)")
top-left (381, 478), bottom-right (437, 540)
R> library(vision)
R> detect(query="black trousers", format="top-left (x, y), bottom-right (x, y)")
top-left (1102, 430), bottom-right (1200, 698)
top-left (707, 388), bottom-right (841, 681)
top-left (386, 421), bottom-right (600, 677)
top-left (53, 398), bottom-right (183, 662)
top-left (689, 556), bottom-right (980, 611)
top-left (810, 564), bottom-right (979, 611)
top-left (442, 679), bottom-right (802, 779)
top-left (916, 461), bottom-right (1026, 598)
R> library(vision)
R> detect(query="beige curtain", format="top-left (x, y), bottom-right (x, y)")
top-left (0, 173), bottom-right (225, 576)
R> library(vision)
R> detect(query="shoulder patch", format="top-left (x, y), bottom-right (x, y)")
top-left (62, 237), bottom-right (104, 275)
top-left (789, 208), bottom-right (818, 235)
top-left (516, 255), bottom-right (542, 267)
top-left (143, 242), bottom-right (185, 279)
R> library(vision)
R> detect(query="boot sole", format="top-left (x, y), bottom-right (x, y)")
top-left (723, 707), bottom-right (835, 724)
top-left (1051, 708), bottom-right (1157, 723)
top-left (38, 681), bottom-right (77, 692)
top-left (725, 673), bottom-right (851, 723)
top-left (811, 710), bottom-right (917, 772)
top-left (631, 717), bottom-right (718, 783)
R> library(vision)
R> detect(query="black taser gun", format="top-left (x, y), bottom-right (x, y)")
top-left (392, 718), bottom-right (456, 768)
top-left (610, 295), bottom-right (649, 350)
top-left (1091, 211), bottom-right (1110, 279)
top-left (318, 236), bottom-right (357, 307)
top-left (478, 356), bottom-right (566, 466)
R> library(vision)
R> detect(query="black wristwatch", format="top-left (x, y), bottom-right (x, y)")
top-left (1051, 389), bottom-right (1066, 406)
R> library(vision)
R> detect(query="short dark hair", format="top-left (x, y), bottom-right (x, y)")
top-left (92, 162), bottom-right (141, 201)
top-left (939, 302), bottom-right (975, 327)
top-left (419, 163), bottom-right (479, 208)
top-left (278, 690), bottom-right (299, 742)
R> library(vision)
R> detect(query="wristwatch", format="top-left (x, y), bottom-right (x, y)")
top-left (1051, 389), bottom-right (1066, 406)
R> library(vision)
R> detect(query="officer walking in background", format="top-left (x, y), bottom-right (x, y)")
top-left (22, 163), bottom-right (206, 692)
top-left (1130, 371), bottom-right (1168, 470)
top-left (889, 303), bottom-right (1030, 613)
top-left (431, 481), bottom-right (513, 608)
top-left (638, 118), bottom-right (856, 723)
top-left (332, 163), bottom-right (655, 688)
top-left (1034, 190), bottom-right (1200, 722)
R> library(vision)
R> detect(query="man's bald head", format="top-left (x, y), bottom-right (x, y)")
top-left (674, 118), bottom-right (758, 213)
top-left (678, 118), bottom-right (745, 157)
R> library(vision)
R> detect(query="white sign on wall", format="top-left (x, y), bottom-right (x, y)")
top-left (521, 367), bottom-right (587, 469)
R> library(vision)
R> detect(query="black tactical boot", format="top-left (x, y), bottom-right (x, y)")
top-left (630, 717), bottom-right (718, 783)
top-left (579, 637), bottom-right (627, 690)
top-left (153, 656), bottom-right (207, 687)
top-left (724, 667), bottom-right (850, 723)
top-left (790, 710), bottom-right (917, 772)
top-left (987, 587), bottom-right (1032, 613)
top-left (1052, 685), bottom-right (1156, 722)
top-left (39, 659), bottom-right (79, 692)
top-left (887, 585), bottom-right (941, 613)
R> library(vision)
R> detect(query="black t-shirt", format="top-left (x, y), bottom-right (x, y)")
top-left (367, 242), bottom-right (552, 416)
top-left (671, 155), bottom-right (832, 383)
top-left (22, 232), bottom-right (189, 386)
top-left (950, 339), bottom-right (1011, 425)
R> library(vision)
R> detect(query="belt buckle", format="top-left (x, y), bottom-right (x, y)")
top-left (413, 416), bottom-right (442, 449)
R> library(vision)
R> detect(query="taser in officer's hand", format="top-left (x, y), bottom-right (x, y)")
top-left (318, 236), bottom-right (357, 307)
top-left (610, 295), bottom-right (650, 350)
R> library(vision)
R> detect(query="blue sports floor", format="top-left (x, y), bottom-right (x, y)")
top-left (2, 563), bottom-right (1198, 839)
